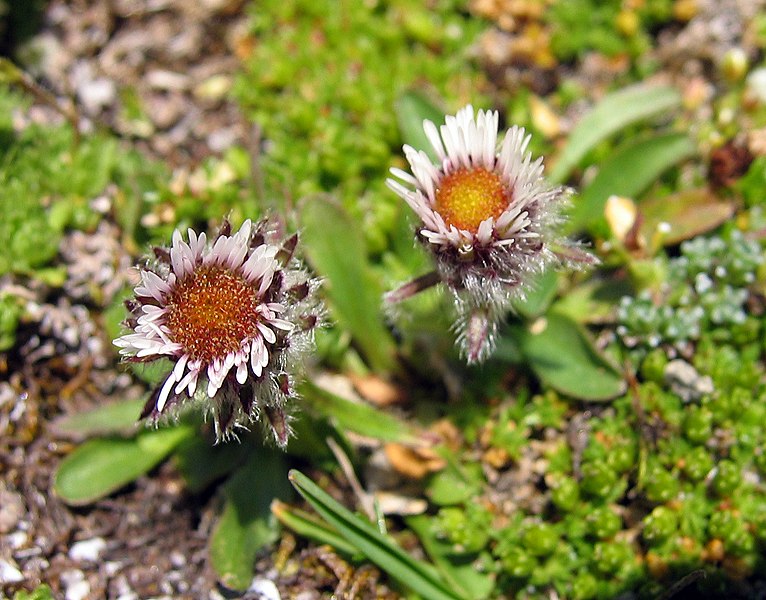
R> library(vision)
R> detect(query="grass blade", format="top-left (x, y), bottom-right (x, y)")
top-left (289, 470), bottom-right (463, 600)
top-left (271, 500), bottom-right (360, 557)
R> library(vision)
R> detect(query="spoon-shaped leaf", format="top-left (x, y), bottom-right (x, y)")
top-left (53, 399), bottom-right (145, 437)
top-left (300, 194), bottom-right (398, 373)
top-left (395, 90), bottom-right (446, 162)
top-left (210, 449), bottom-right (291, 590)
top-left (54, 425), bottom-right (193, 505)
top-left (567, 132), bottom-right (696, 234)
top-left (549, 84), bottom-right (682, 184)
top-left (511, 312), bottom-right (626, 401)
top-left (301, 380), bottom-right (418, 443)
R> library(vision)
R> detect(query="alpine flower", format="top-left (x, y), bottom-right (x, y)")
top-left (114, 218), bottom-right (322, 445)
top-left (386, 105), bottom-right (593, 363)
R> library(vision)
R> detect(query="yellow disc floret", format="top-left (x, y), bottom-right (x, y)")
top-left (434, 167), bottom-right (509, 233)
top-left (166, 266), bottom-right (260, 363)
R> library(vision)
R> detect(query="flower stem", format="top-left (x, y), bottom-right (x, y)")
top-left (384, 271), bottom-right (442, 304)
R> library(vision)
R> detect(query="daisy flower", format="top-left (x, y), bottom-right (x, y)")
top-left (386, 105), bottom-right (593, 363)
top-left (115, 218), bottom-right (322, 445)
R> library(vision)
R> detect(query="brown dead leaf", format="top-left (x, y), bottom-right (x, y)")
top-left (350, 374), bottom-right (407, 407)
top-left (383, 443), bottom-right (446, 479)
top-left (638, 188), bottom-right (735, 247)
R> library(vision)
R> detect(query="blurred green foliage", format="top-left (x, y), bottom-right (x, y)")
top-left (546, 0), bottom-right (673, 62)
top-left (234, 0), bottom-right (487, 254)
top-left (11, 586), bottom-right (54, 600)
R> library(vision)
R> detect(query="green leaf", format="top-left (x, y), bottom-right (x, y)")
top-left (511, 312), bottom-right (626, 401)
top-left (174, 434), bottom-right (252, 493)
top-left (511, 269), bottom-right (559, 319)
top-left (552, 278), bottom-right (633, 324)
top-left (567, 133), bottom-right (696, 233)
top-left (395, 90), bottom-right (445, 161)
top-left (53, 399), bottom-right (145, 436)
top-left (54, 425), bottom-right (193, 505)
top-left (300, 194), bottom-right (398, 373)
top-left (300, 380), bottom-right (418, 443)
top-left (0, 58), bottom-right (25, 85)
top-left (271, 500), bottom-right (359, 557)
top-left (426, 462), bottom-right (484, 506)
top-left (12, 585), bottom-right (55, 600)
top-left (289, 470), bottom-right (463, 600)
top-left (130, 358), bottom-right (174, 385)
top-left (210, 450), bottom-right (292, 590)
top-left (549, 84), bottom-right (682, 184)
top-left (407, 515), bottom-right (495, 600)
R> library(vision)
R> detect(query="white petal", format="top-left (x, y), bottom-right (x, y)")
top-left (156, 371), bottom-right (178, 413)
top-left (268, 318), bottom-right (294, 331)
top-left (250, 337), bottom-right (267, 377)
top-left (476, 218), bottom-right (494, 244)
top-left (257, 323), bottom-right (276, 344)
top-left (388, 167), bottom-right (419, 187)
top-left (236, 361), bottom-right (248, 384)
top-left (172, 353), bottom-right (189, 381)
top-left (423, 119), bottom-right (446, 161)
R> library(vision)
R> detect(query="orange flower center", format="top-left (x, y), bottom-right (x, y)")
top-left (166, 266), bottom-right (261, 363)
top-left (434, 167), bottom-right (509, 233)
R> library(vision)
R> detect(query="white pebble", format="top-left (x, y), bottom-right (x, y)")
top-left (69, 537), bottom-right (107, 562)
top-left (0, 558), bottom-right (23, 584)
top-left (61, 569), bottom-right (90, 600)
top-left (248, 578), bottom-right (282, 600)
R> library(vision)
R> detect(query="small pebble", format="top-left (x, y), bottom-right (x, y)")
top-left (61, 569), bottom-right (90, 600)
top-left (0, 488), bottom-right (25, 533)
top-left (248, 578), bottom-right (282, 600)
top-left (664, 359), bottom-right (715, 403)
top-left (69, 537), bottom-right (107, 562)
top-left (0, 558), bottom-right (24, 584)
top-left (6, 530), bottom-right (29, 549)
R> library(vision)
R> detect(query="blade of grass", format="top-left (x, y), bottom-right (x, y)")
top-left (271, 500), bottom-right (360, 558)
top-left (549, 84), bottom-right (682, 183)
top-left (289, 470), bottom-right (463, 600)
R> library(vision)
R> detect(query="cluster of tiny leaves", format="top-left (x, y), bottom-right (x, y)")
top-left (429, 335), bottom-right (766, 598)
top-left (546, 0), bottom-right (674, 62)
top-left (617, 229), bottom-right (764, 354)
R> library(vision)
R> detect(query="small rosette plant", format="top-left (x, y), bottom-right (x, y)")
top-left (386, 105), bottom-right (593, 362)
top-left (114, 218), bottom-right (322, 446)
